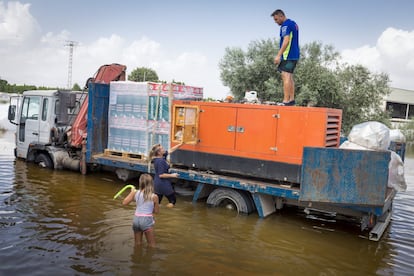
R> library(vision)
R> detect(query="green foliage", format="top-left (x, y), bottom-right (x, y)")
top-left (128, 67), bottom-right (186, 84)
top-left (294, 42), bottom-right (343, 108)
top-left (0, 79), bottom-right (7, 92)
top-left (219, 39), bottom-right (392, 135)
top-left (336, 65), bottom-right (391, 133)
top-left (219, 39), bottom-right (280, 101)
top-left (400, 118), bottom-right (414, 142)
top-left (204, 97), bottom-right (218, 102)
top-left (0, 78), bottom-right (61, 93)
top-left (0, 79), bottom-right (37, 93)
top-left (128, 67), bottom-right (159, 82)
top-left (170, 79), bottom-right (185, 85)
top-left (72, 83), bottom-right (81, 91)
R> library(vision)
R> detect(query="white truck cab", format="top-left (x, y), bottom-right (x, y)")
top-left (8, 90), bottom-right (86, 169)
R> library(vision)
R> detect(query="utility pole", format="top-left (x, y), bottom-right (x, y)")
top-left (65, 40), bottom-right (78, 89)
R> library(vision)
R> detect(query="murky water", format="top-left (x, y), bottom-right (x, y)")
top-left (1, 128), bottom-right (414, 275)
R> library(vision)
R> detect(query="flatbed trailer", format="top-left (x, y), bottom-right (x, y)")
top-left (92, 149), bottom-right (394, 241)
top-left (86, 83), bottom-right (397, 241)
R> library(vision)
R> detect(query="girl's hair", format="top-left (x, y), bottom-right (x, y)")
top-left (149, 143), bottom-right (161, 160)
top-left (139, 173), bottom-right (154, 202)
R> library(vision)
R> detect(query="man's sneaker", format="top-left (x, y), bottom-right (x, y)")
top-left (277, 100), bottom-right (295, 106)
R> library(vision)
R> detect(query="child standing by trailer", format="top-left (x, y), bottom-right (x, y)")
top-left (123, 174), bottom-right (159, 248)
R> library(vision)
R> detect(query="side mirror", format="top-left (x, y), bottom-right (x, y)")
top-left (8, 105), bottom-right (16, 121)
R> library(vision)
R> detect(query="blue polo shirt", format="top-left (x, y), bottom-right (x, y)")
top-left (279, 19), bottom-right (299, 60)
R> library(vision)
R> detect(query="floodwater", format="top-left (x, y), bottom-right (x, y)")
top-left (1, 128), bottom-right (414, 275)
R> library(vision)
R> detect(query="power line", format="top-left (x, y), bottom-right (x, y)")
top-left (65, 40), bottom-right (78, 89)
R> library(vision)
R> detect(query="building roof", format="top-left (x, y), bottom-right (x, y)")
top-left (388, 87), bottom-right (414, 105)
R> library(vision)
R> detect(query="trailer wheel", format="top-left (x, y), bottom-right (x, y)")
top-left (35, 153), bottom-right (53, 169)
top-left (206, 188), bottom-right (255, 214)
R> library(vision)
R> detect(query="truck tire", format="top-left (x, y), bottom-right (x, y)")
top-left (35, 153), bottom-right (53, 169)
top-left (206, 188), bottom-right (255, 214)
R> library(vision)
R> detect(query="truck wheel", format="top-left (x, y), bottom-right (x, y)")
top-left (206, 188), bottom-right (255, 214)
top-left (35, 153), bottom-right (53, 169)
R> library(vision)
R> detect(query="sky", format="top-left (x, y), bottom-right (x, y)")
top-left (1, 0), bottom-right (414, 100)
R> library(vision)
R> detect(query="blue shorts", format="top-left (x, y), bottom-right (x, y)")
top-left (132, 216), bottom-right (154, 232)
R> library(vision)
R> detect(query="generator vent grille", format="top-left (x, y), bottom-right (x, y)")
top-left (325, 113), bottom-right (342, 147)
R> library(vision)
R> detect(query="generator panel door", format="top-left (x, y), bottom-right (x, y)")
top-left (172, 105), bottom-right (199, 144)
top-left (197, 105), bottom-right (237, 150)
top-left (235, 107), bottom-right (278, 155)
top-left (275, 108), bottom-right (309, 160)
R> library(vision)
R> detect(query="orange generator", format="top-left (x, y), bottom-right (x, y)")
top-left (170, 101), bottom-right (342, 183)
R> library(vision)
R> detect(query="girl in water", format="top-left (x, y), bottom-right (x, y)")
top-left (123, 173), bottom-right (159, 248)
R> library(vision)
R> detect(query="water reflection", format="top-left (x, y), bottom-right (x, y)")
top-left (1, 131), bottom-right (414, 274)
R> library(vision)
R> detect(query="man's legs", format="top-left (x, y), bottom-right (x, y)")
top-left (281, 71), bottom-right (294, 103)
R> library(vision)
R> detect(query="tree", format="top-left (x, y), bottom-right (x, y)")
top-left (128, 67), bottom-right (159, 82)
top-left (219, 39), bottom-right (391, 135)
top-left (294, 42), bottom-right (343, 108)
top-left (219, 39), bottom-right (280, 101)
top-left (72, 83), bottom-right (81, 91)
top-left (336, 65), bottom-right (391, 133)
top-left (400, 118), bottom-right (414, 142)
top-left (0, 79), bottom-right (8, 92)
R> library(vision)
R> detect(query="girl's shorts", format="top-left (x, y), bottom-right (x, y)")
top-left (132, 216), bottom-right (154, 232)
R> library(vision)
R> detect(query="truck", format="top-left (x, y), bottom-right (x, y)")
top-left (7, 63), bottom-right (127, 171)
top-left (7, 67), bottom-right (405, 241)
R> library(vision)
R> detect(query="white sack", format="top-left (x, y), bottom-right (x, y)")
top-left (388, 150), bottom-right (407, 192)
top-left (389, 129), bottom-right (406, 143)
top-left (339, 140), bottom-right (373, 150)
top-left (348, 121), bottom-right (390, 150)
top-left (341, 122), bottom-right (406, 192)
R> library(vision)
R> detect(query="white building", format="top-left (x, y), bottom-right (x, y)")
top-left (385, 87), bottom-right (414, 127)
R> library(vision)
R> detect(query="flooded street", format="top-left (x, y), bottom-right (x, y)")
top-left (1, 127), bottom-right (414, 275)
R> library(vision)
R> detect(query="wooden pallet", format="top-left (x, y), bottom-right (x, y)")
top-left (104, 149), bottom-right (147, 161)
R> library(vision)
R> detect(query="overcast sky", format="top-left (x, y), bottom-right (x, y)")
top-left (1, 0), bottom-right (414, 99)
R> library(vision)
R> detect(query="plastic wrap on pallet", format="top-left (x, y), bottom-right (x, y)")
top-left (108, 81), bottom-right (149, 154)
top-left (148, 82), bottom-right (204, 100)
top-left (107, 81), bottom-right (203, 157)
top-left (148, 93), bottom-right (170, 121)
top-left (147, 120), bottom-right (170, 152)
top-left (339, 140), bottom-right (374, 151)
top-left (389, 129), bottom-right (406, 143)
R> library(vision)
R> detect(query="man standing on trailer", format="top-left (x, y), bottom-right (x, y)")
top-left (271, 9), bottom-right (300, 106)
